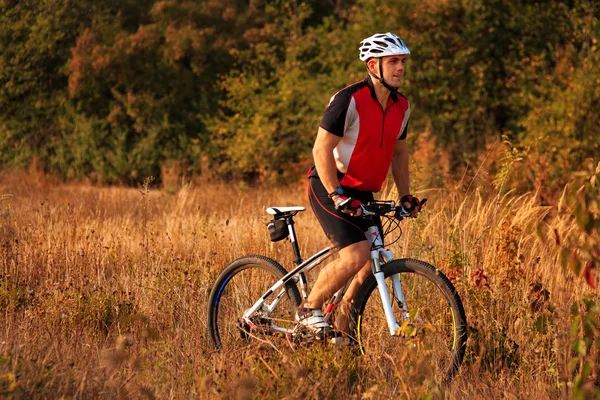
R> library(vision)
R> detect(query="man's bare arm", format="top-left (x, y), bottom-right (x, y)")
top-left (391, 139), bottom-right (410, 197)
top-left (313, 127), bottom-right (342, 194)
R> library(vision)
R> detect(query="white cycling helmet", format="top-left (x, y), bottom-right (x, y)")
top-left (359, 32), bottom-right (410, 61)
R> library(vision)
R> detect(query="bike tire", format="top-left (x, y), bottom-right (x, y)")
top-left (207, 255), bottom-right (302, 351)
top-left (350, 258), bottom-right (467, 385)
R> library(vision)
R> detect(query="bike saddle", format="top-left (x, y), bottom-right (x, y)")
top-left (266, 206), bottom-right (306, 218)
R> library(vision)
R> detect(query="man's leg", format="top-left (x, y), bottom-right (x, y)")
top-left (342, 261), bottom-right (372, 303)
top-left (332, 260), bottom-right (372, 333)
top-left (302, 240), bottom-right (370, 309)
top-left (339, 216), bottom-right (383, 304)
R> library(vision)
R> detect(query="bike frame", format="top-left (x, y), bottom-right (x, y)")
top-left (241, 211), bottom-right (409, 336)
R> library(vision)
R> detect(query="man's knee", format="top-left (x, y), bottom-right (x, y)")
top-left (339, 241), bottom-right (370, 271)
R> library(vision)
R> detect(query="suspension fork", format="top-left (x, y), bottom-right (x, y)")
top-left (391, 273), bottom-right (409, 321)
top-left (368, 226), bottom-right (405, 335)
top-left (372, 259), bottom-right (400, 335)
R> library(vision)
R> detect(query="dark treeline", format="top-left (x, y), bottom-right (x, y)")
top-left (0, 0), bottom-right (598, 190)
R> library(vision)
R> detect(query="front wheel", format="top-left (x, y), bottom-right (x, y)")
top-left (207, 255), bottom-right (302, 351)
top-left (350, 258), bottom-right (467, 385)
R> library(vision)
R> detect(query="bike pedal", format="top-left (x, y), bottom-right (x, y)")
top-left (292, 325), bottom-right (332, 343)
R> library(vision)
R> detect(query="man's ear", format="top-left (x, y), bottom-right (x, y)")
top-left (366, 58), bottom-right (378, 75)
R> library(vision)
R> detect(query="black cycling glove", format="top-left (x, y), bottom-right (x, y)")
top-left (399, 194), bottom-right (422, 216)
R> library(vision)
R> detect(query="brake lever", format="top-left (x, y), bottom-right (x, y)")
top-left (359, 203), bottom-right (377, 216)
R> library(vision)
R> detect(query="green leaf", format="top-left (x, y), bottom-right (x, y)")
top-left (583, 298), bottom-right (597, 312)
top-left (409, 307), bottom-right (418, 321)
top-left (399, 321), bottom-right (417, 337)
top-left (573, 338), bottom-right (586, 356)
top-left (533, 315), bottom-right (550, 334)
top-left (580, 360), bottom-right (592, 380)
top-left (570, 314), bottom-right (580, 338)
top-left (567, 357), bottom-right (579, 374)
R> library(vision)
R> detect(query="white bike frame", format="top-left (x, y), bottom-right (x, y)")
top-left (241, 207), bottom-right (410, 337)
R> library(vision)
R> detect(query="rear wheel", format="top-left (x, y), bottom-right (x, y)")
top-left (351, 258), bottom-right (467, 385)
top-left (207, 255), bottom-right (302, 351)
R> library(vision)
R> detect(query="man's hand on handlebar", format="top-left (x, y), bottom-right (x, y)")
top-left (398, 194), bottom-right (425, 218)
top-left (333, 195), bottom-right (362, 216)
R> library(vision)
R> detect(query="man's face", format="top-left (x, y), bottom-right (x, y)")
top-left (378, 55), bottom-right (408, 88)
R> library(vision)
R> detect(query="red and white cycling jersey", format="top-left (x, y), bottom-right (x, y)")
top-left (312, 76), bottom-right (410, 192)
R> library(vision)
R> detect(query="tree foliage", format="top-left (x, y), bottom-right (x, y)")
top-left (0, 0), bottom-right (598, 188)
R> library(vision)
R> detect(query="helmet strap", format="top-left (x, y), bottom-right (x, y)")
top-left (367, 59), bottom-right (398, 93)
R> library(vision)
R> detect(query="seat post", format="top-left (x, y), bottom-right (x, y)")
top-left (285, 216), bottom-right (303, 265)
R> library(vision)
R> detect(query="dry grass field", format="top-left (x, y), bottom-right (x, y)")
top-left (0, 168), bottom-right (598, 399)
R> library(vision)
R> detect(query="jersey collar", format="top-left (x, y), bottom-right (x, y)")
top-left (365, 75), bottom-right (399, 103)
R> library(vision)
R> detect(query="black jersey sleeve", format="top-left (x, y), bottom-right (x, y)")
top-left (319, 91), bottom-right (352, 137)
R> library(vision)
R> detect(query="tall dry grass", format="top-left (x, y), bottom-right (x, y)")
top-left (0, 168), bottom-right (597, 399)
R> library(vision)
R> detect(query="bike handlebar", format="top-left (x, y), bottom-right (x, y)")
top-left (359, 198), bottom-right (428, 219)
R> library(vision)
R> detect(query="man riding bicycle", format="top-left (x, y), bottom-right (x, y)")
top-left (298, 32), bottom-right (423, 337)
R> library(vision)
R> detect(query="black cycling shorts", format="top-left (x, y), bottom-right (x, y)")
top-left (308, 176), bottom-right (383, 249)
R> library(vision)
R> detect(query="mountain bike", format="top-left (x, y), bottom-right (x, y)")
top-left (207, 199), bottom-right (468, 384)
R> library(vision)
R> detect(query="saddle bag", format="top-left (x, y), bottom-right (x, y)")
top-left (267, 219), bottom-right (288, 242)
